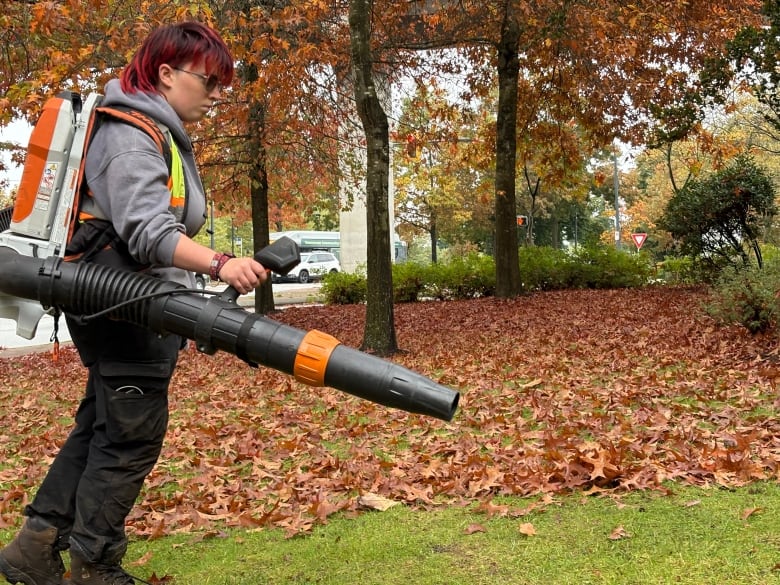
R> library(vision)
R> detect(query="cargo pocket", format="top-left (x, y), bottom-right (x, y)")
top-left (101, 358), bottom-right (172, 445)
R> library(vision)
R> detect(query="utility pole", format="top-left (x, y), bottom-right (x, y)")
top-left (209, 199), bottom-right (215, 250)
top-left (427, 147), bottom-right (439, 264)
top-left (613, 152), bottom-right (620, 249)
top-left (574, 211), bottom-right (579, 251)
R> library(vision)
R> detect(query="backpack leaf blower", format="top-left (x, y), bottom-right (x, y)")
top-left (0, 237), bottom-right (459, 422)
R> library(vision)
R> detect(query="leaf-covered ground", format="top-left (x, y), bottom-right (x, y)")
top-left (1, 286), bottom-right (779, 537)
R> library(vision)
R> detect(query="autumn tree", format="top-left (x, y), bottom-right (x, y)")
top-left (0, 0), bottom-right (352, 316)
top-left (207, 0), bottom-right (350, 313)
top-left (624, 84), bottom-right (780, 258)
top-left (530, 195), bottom-right (609, 250)
top-left (659, 155), bottom-right (776, 271)
top-left (393, 83), bottom-right (485, 262)
top-left (0, 0), bottom-right (404, 347)
top-left (381, 0), bottom-right (762, 298)
top-left (701, 0), bottom-right (780, 134)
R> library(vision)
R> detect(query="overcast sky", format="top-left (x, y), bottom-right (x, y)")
top-left (1, 119), bottom-right (32, 190)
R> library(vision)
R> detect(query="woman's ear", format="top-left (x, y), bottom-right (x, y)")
top-left (158, 63), bottom-right (176, 91)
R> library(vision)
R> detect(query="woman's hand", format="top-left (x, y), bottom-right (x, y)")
top-left (217, 256), bottom-right (267, 295)
top-left (173, 237), bottom-right (267, 295)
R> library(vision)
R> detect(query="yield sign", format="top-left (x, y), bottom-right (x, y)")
top-left (631, 233), bottom-right (648, 250)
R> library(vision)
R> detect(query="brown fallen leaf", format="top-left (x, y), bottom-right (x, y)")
top-left (519, 379), bottom-right (543, 389)
top-left (609, 525), bottom-right (631, 540)
top-left (474, 499), bottom-right (511, 518)
top-left (357, 492), bottom-right (400, 512)
top-left (741, 507), bottom-right (762, 521)
top-left (129, 551), bottom-right (153, 567)
top-left (464, 523), bottom-right (486, 535)
top-left (519, 522), bottom-right (536, 536)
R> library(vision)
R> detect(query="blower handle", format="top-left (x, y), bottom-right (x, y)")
top-left (219, 236), bottom-right (300, 303)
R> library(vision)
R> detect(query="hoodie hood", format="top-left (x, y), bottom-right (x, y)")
top-left (101, 79), bottom-right (193, 154)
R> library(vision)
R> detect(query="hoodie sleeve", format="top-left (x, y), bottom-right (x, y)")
top-left (84, 119), bottom-right (184, 266)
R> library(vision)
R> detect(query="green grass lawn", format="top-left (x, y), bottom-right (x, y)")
top-left (4, 482), bottom-right (775, 585)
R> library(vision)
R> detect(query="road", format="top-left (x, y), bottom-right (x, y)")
top-left (0, 281), bottom-right (321, 356)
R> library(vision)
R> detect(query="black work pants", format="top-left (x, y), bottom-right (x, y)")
top-left (25, 314), bottom-right (181, 564)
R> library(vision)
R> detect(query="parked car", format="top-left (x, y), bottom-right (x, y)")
top-left (194, 273), bottom-right (208, 290)
top-left (273, 251), bottom-right (341, 283)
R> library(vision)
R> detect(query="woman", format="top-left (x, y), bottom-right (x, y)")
top-left (0, 22), bottom-right (266, 585)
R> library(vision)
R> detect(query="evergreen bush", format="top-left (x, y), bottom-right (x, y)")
top-left (320, 271), bottom-right (366, 304)
top-left (392, 262), bottom-right (427, 303)
top-left (570, 245), bottom-right (653, 289)
top-left (424, 253), bottom-right (495, 300)
top-left (705, 253), bottom-right (780, 334)
top-left (518, 246), bottom-right (570, 291)
top-left (656, 256), bottom-right (698, 285)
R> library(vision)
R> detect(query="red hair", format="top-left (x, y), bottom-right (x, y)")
top-left (121, 22), bottom-right (233, 94)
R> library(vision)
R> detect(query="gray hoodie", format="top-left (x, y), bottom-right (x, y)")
top-left (84, 79), bottom-right (207, 287)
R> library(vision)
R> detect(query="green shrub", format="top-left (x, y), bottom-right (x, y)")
top-left (321, 271), bottom-right (367, 304)
top-left (760, 243), bottom-right (780, 266)
top-left (516, 245), bottom-right (651, 291)
top-left (423, 253), bottom-right (495, 300)
top-left (569, 245), bottom-right (652, 289)
top-left (518, 246), bottom-right (571, 292)
top-left (705, 261), bottom-right (780, 334)
top-left (322, 244), bottom-right (653, 305)
top-left (656, 256), bottom-right (699, 285)
top-left (391, 262), bottom-right (427, 303)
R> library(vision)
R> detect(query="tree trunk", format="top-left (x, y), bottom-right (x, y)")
top-left (494, 4), bottom-right (522, 297)
top-left (249, 102), bottom-right (274, 315)
top-left (242, 62), bottom-right (274, 315)
top-left (349, 0), bottom-right (397, 355)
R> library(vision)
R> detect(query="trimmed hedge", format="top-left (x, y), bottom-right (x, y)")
top-left (321, 245), bottom-right (654, 305)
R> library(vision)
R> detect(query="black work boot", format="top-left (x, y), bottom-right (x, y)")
top-left (68, 554), bottom-right (134, 585)
top-left (0, 517), bottom-right (65, 585)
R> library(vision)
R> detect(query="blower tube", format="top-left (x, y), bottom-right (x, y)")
top-left (0, 241), bottom-right (459, 422)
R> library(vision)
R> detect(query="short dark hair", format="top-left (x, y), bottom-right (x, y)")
top-left (121, 21), bottom-right (233, 94)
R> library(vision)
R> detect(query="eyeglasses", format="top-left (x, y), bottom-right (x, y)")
top-left (173, 67), bottom-right (222, 92)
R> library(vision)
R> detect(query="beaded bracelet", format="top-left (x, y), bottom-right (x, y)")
top-left (209, 252), bottom-right (235, 281)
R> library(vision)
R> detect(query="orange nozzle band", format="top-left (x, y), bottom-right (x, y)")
top-left (293, 329), bottom-right (341, 386)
